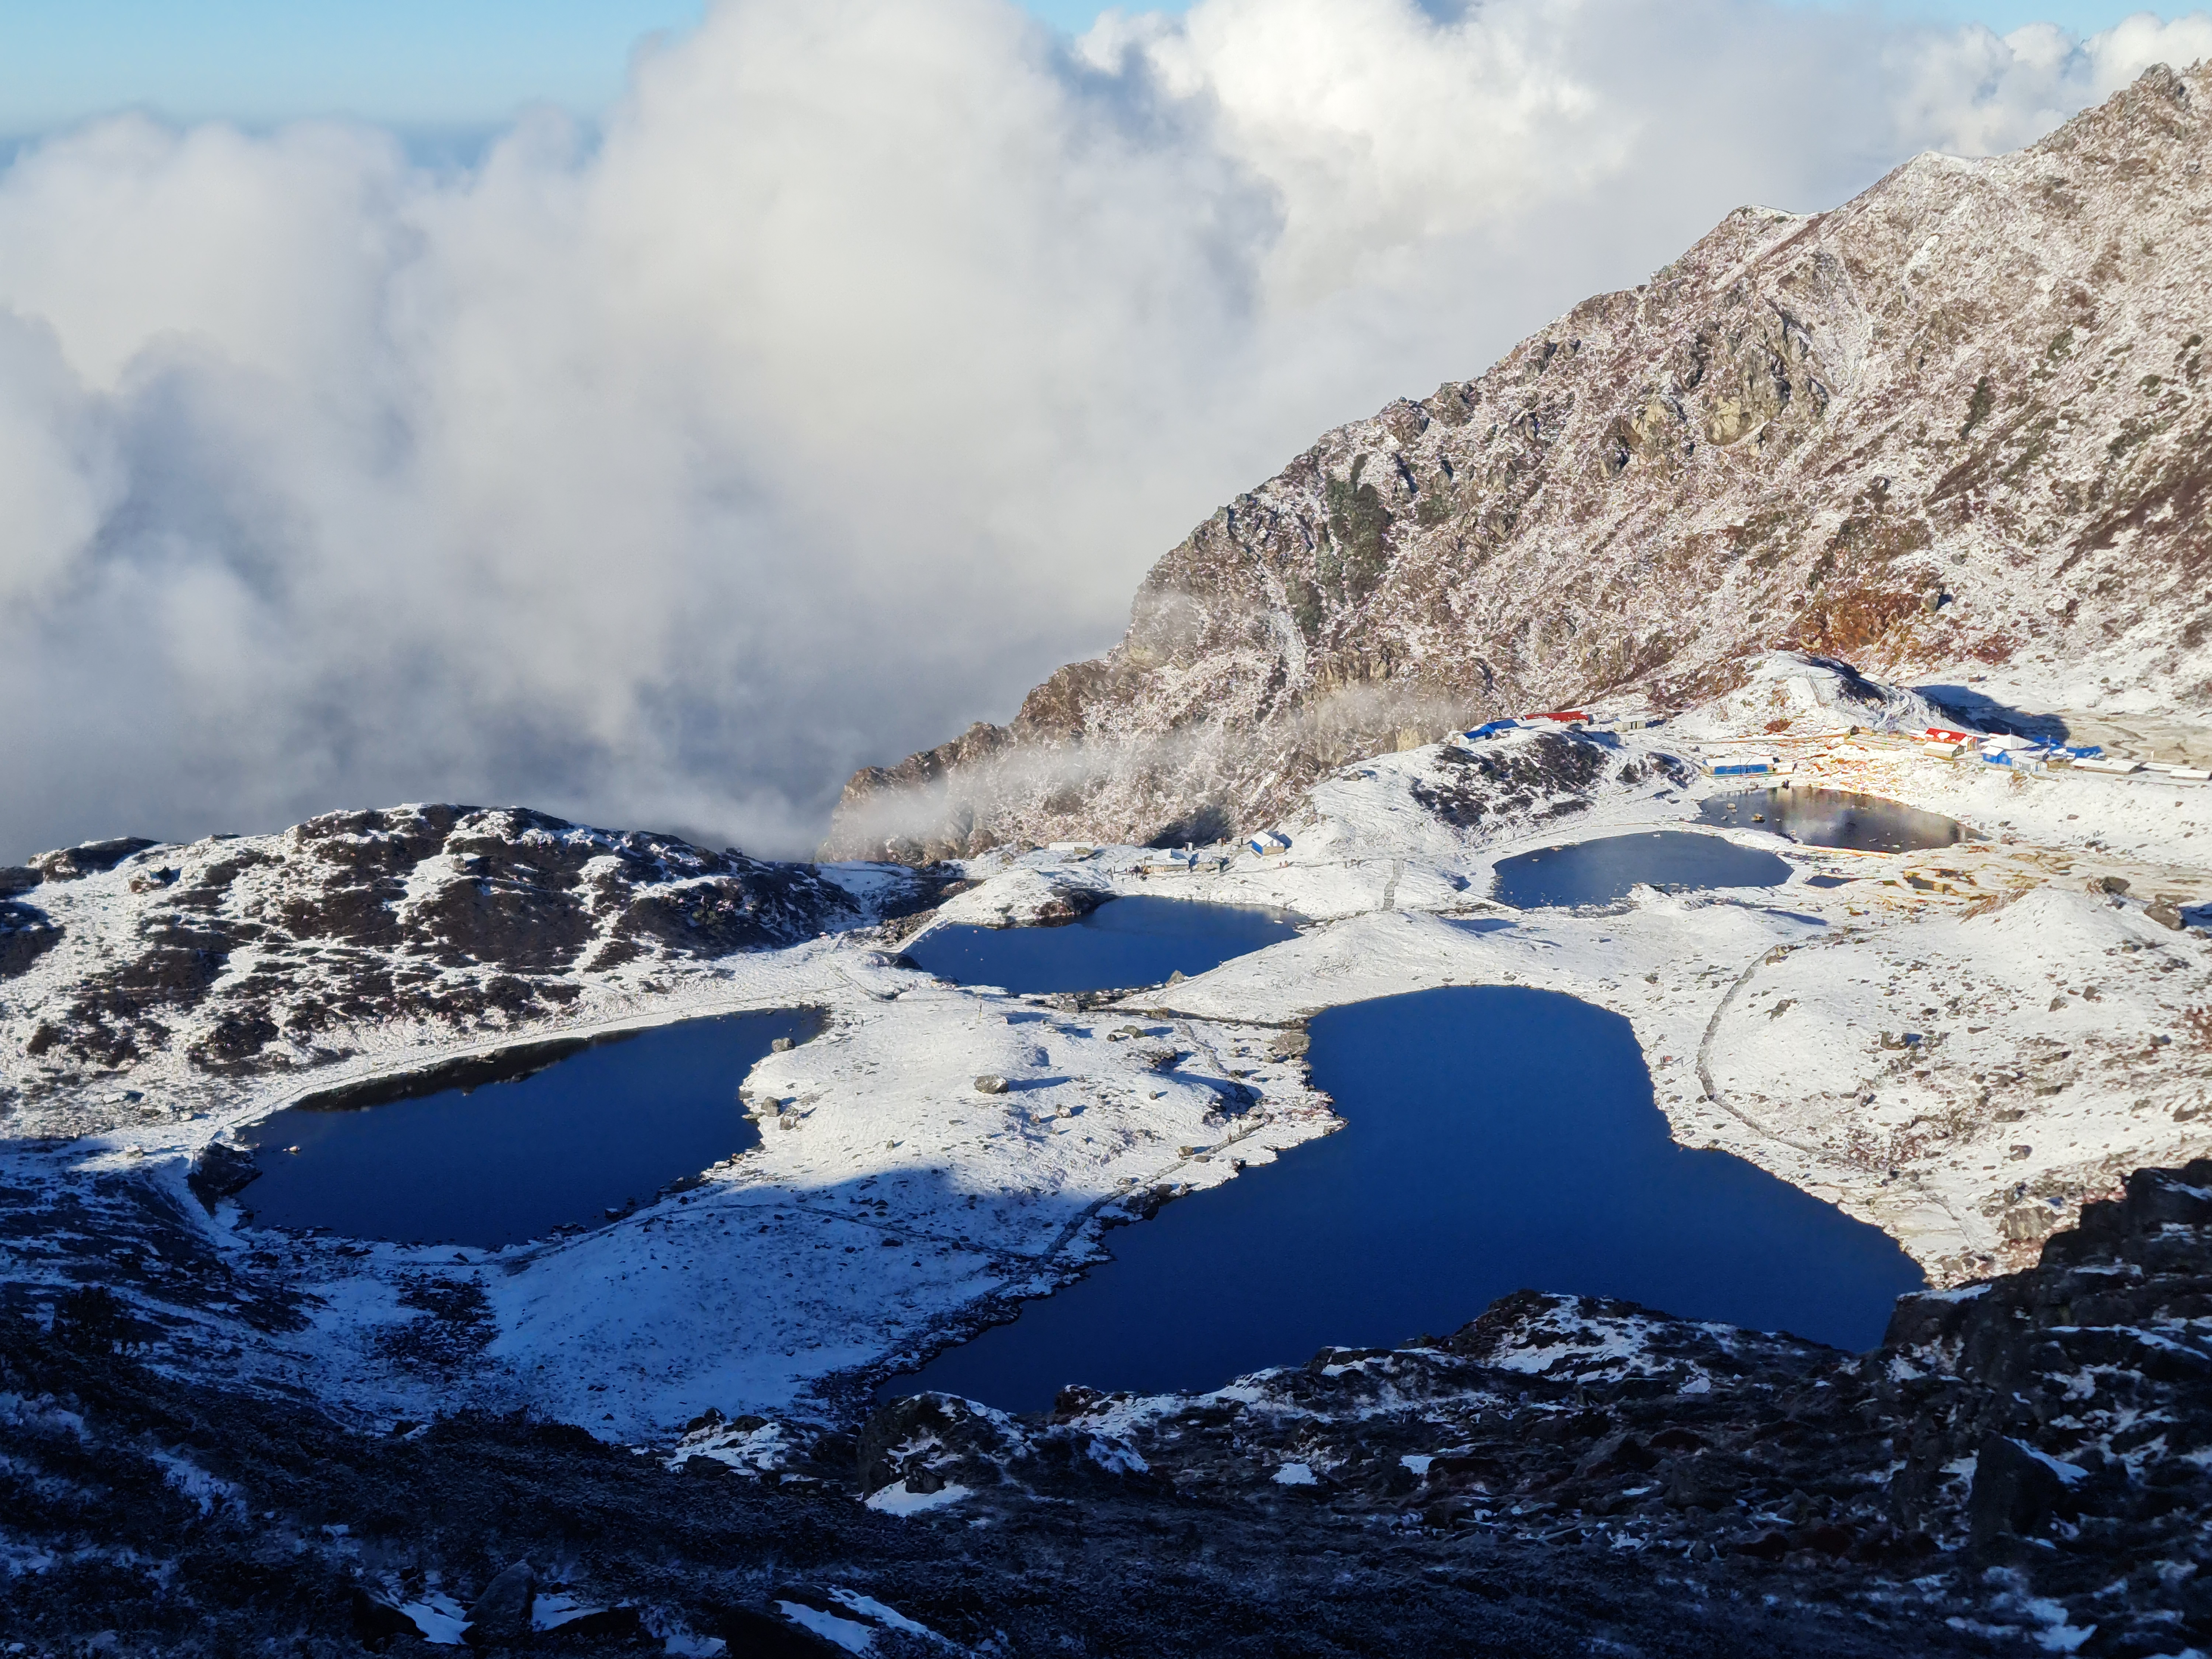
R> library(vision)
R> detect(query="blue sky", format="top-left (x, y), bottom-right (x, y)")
top-left (0, 0), bottom-right (2185, 133)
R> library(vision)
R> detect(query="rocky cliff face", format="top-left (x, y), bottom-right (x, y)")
top-left (828, 64), bottom-right (2212, 862)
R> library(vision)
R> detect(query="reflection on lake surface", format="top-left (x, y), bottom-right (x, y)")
top-left (238, 1009), bottom-right (818, 1247)
top-left (1491, 831), bottom-right (1791, 908)
top-left (905, 896), bottom-right (1303, 994)
top-left (1699, 787), bottom-right (1966, 852)
top-left (885, 987), bottom-right (1922, 1411)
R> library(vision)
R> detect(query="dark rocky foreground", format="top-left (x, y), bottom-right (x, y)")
top-left (5, 1161), bottom-right (2209, 1656)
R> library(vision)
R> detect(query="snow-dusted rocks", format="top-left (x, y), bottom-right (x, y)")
top-left (8, 1163), bottom-right (2209, 1653)
top-left (0, 805), bottom-right (945, 1128)
top-left (927, 863), bottom-right (1108, 929)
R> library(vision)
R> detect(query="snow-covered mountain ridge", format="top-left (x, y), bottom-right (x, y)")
top-left (826, 64), bottom-right (2212, 863)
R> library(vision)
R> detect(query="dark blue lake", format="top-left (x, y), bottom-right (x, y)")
top-left (889, 987), bottom-right (1921, 1411)
top-left (905, 896), bottom-right (1302, 993)
top-left (237, 1009), bottom-right (817, 1248)
top-left (1699, 787), bottom-right (1966, 852)
top-left (1491, 831), bottom-right (1791, 908)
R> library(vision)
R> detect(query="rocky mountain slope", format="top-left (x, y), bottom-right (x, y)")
top-left (827, 63), bottom-right (2212, 862)
top-left (0, 807), bottom-right (940, 1128)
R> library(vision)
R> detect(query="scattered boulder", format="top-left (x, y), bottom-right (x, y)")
top-left (858, 1393), bottom-right (1009, 1496)
top-left (1573, 1431), bottom-right (1658, 1480)
top-left (350, 1590), bottom-right (424, 1649)
top-left (0, 901), bottom-right (61, 979)
top-left (462, 1561), bottom-right (535, 1645)
top-left (1967, 1435), bottom-right (2072, 1549)
top-left (185, 1142), bottom-right (262, 1210)
top-left (974, 1074), bottom-right (1009, 1095)
top-left (544, 1605), bottom-right (643, 1641)
top-left (719, 1605), bottom-right (849, 1656)
top-left (1664, 1456), bottom-right (1741, 1511)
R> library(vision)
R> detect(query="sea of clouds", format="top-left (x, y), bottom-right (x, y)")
top-left (1, 0), bottom-right (2205, 860)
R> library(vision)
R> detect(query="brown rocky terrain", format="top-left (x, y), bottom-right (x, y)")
top-left (827, 63), bottom-right (2212, 862)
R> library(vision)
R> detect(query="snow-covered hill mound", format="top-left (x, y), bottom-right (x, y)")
top-left (1668, 652), bottom-right (1971, 742)
top-left (0, 805), bottom-right (941, 1118)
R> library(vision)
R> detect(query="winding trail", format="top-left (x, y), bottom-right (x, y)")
top-left (1691, 927), bottom-right (1973, 1257)
top-left (1694, 942), bottom-right (1826, 1157)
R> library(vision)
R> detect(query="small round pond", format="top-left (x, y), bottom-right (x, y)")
top-left (236, 1009), bottom-right (818, 1248)
top-left (905, 896), bottom-right (1303, 994)
top-left (1491, 831), bottom-right (1791, 908)
top-left (1699, 787), bottom-right (1966, 852)
top-left (885, 987), bottom-right (1921, 1411)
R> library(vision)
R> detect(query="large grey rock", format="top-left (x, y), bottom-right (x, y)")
top-left (1968, 1435), bottom-right (2068, 1549)
top-left (350, 1590), bottom-right (424, 1647)
top-left (463, 1561), bottom-right (535, 1644)
top-left (0, 901), bottom-right (60, 979)
top-left (29, 838), bottom-right (157, 881)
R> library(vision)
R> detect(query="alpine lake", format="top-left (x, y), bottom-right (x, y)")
top-left (236, 888), bottom-right (1925, 1406)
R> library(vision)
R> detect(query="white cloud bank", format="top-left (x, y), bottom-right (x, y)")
top-left (1, 0), bottom-right (2206, 860)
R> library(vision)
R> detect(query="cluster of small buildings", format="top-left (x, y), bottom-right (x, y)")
top-left (1915, 727), bottom-right (2209, 779)
top-left (1456, 704), bottom-right (2209, 787)
top-left (1679, 729), bottom-right (2212, 783)
top-left (1108, 699), bottom-right (2205, 881)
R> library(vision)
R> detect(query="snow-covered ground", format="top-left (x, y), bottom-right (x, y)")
top-left (3, 937), bottom-right (1330, 1435)
top-left (2, 657), bottom-right (2206, 1436)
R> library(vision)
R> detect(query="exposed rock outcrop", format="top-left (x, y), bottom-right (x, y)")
top-left (828, 64), bottom-right (2212, 861)
top-left (0, 806), bottom-right (940, 1098)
